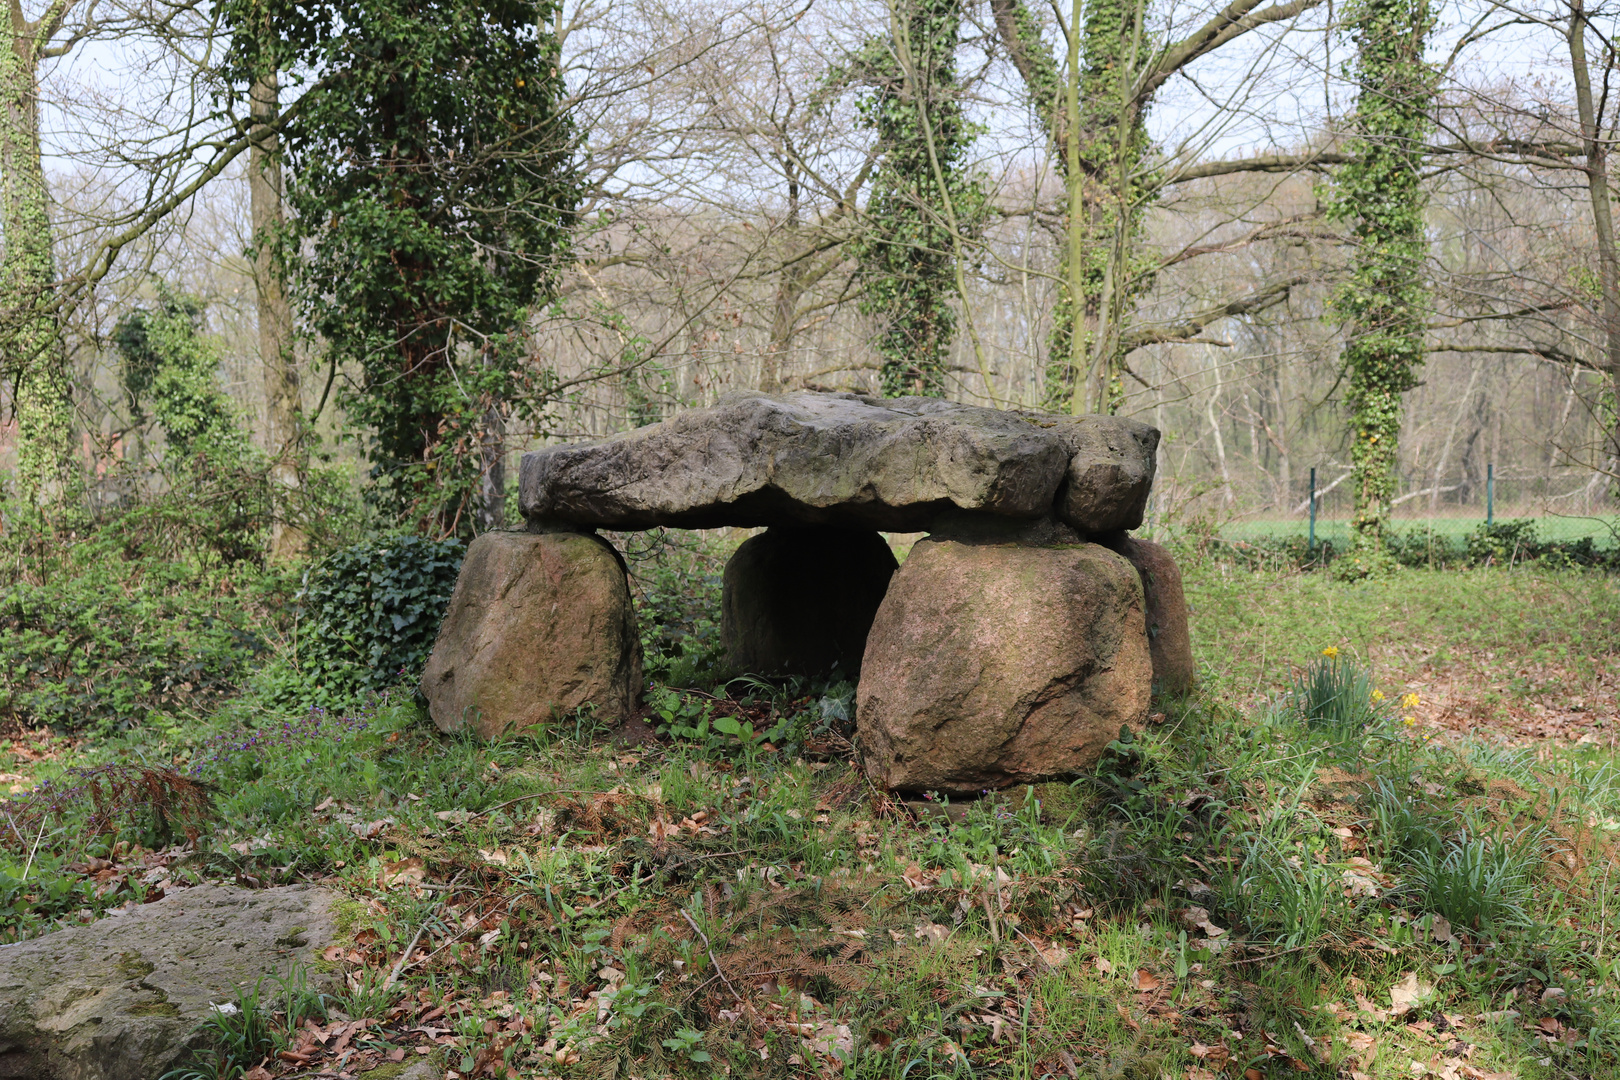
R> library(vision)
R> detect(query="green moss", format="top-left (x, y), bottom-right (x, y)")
top-left (115, 952), bottom-right (156, 980)
top-left (126, 1000), bottom-right (181, 1018)
top-left (273, 926), bottom-right (310, 948)
top-left (331, 898), bottom-right (368, 939)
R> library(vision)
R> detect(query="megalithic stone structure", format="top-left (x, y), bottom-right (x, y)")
top-left (421, 390), bottom-right (1192, 792)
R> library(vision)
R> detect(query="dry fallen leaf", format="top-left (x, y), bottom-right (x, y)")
top-left (1343, 1032), bottom-right (1378, 1056)
top-left (914, 922), bottom-right (949, 945)
top-left (1189, 1041), bottom-right (1229, 1068)
top-left (1028, 936), bottom-right (1070, 968)
top-left (1133, 969), bottom-right (1162, 992)
top-left (1355, 991), bottom-right (1391, 1022)
top-left (1095, 956), bottom-right (1114, 975)
top-left (479, 848), bottom-right (509, 866)
top-left (1389, 972), bottom-right (1435, 1017)
top-left (1179, 906), bottom-right (1229, 937)
top-left (349, 817), bottom-right (393, 839)
top-left (802, 1021), bottom-right (853, 1058)
top-left (381, 856), bottom-right (426, 888)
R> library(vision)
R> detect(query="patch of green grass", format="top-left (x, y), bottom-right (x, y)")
top-left (1185, 561), bottom-right (1620, 696)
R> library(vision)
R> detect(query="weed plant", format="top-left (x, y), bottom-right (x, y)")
top-left (1406, 826), bottom-right (1544, 932)
top-left (160, 980), bottom-right (282, 1080)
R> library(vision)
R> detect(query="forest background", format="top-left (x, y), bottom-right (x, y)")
top-left (3, 0), bottom-right (1620, 730)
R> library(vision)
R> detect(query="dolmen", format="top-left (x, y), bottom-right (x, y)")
top-left (421, 390), bottom-right (1193, 796)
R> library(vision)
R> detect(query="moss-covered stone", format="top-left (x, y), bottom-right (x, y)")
top-left (0, 884), bottom-right (336, 1080)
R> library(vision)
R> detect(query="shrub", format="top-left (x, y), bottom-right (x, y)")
top-left (621, 530), bottom-right (727, 687)
top-left (1386, 526), bottom-right (1460, 568)
top-left (1466, 519), bottom-right (1540, 565)
top-left (265, 534), bottom-right (463, 707)
top-left (0, 523), bottom-right (276, 733)
top-left (1208, 534), bottom-right (1334, 572)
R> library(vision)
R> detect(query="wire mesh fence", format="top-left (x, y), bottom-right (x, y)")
top-left (1141, 465), bottom-right (1617, 563)
top-left (1205, 466), bottom-right (1607, 553)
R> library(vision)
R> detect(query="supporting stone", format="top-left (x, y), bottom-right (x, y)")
top-left (421, 531), bottom-right (642, 737)
top-left (1109, 536), bottom-right (1195, 696)
top-left (721, 526), bottom-right (898, 679)
top-left (856, 538), bottom-right (1151, 795)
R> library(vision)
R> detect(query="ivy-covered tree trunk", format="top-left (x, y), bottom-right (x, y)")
top-left (226, 0), bottom-right (579, 536)
top-left (1, 1), bottom-right (75, 504)
top-left (995, 0), bottom-right (1326, 415)
top-left (1329, 0), bottom-right (1436, 571)
top-left (854, 0), bottom-right (983, 398)
top-left (1566, 0), bottom-right (1620, 466)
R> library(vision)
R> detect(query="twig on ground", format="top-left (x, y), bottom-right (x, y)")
top-left (20, 816), bottom-right (46, 882)
top-left (382, 921), bottom-right (431, 994)
top-left (681, 908), bottom-right (742, 1002)
top-left (382, 871), bottom-right (463, 993)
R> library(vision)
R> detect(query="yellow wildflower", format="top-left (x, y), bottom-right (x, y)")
top-left (1400, 692), bottom-right (1420, 710)
top-left (1371, 690), bottom-right (1385, 703)
top-left (1402, 716), bottom-right (1417, 727)
top-left (1322, 646), bottom-right (1339, 659)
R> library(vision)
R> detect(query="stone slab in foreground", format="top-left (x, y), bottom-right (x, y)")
top-left (520, 390), bottom-right (1158, 534)
top-left (0, 885), bottom-right (335, 1080)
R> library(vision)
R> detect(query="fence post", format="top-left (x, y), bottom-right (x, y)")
top-left (1308, 466), bottom-right (1317, 554)
top-left (1486, 463), bottom-right (1494, 526)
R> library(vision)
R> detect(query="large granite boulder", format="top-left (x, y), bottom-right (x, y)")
top-left (856, 539), bottom-right (1152, 795)
top-left (721, 527), bottom-right (898, 679)
top-left (1110, 537), bottom-right (1195, 695)
top-left (422, 530), bottom-right (642, 738)
top-left (519, 391), bottom-right (1157, 535)
top-left (0, 885), bottom-right (335, 1080)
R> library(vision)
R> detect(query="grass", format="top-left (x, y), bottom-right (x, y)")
top-left (4, 554), bottom-right (1620, 1078)
top-left (1184, 558), bottom-right (1620, 703)
top-left (1217, 513), bottom-right (1620, 549)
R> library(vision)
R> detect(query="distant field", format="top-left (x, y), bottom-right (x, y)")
top-left (1217, 512), bottom-right (1620, 548)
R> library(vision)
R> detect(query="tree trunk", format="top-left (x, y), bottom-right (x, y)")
top-left (762, 160), bottom-right (803, 392)
top-left (477, 344), bottom-right (505, 531)
top-left (1567, 0), bottom-right (1620, 463)
top-left (250, 66), bottom-right (304, 561)
top-left (1, 2), bottom-right (73, 504)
